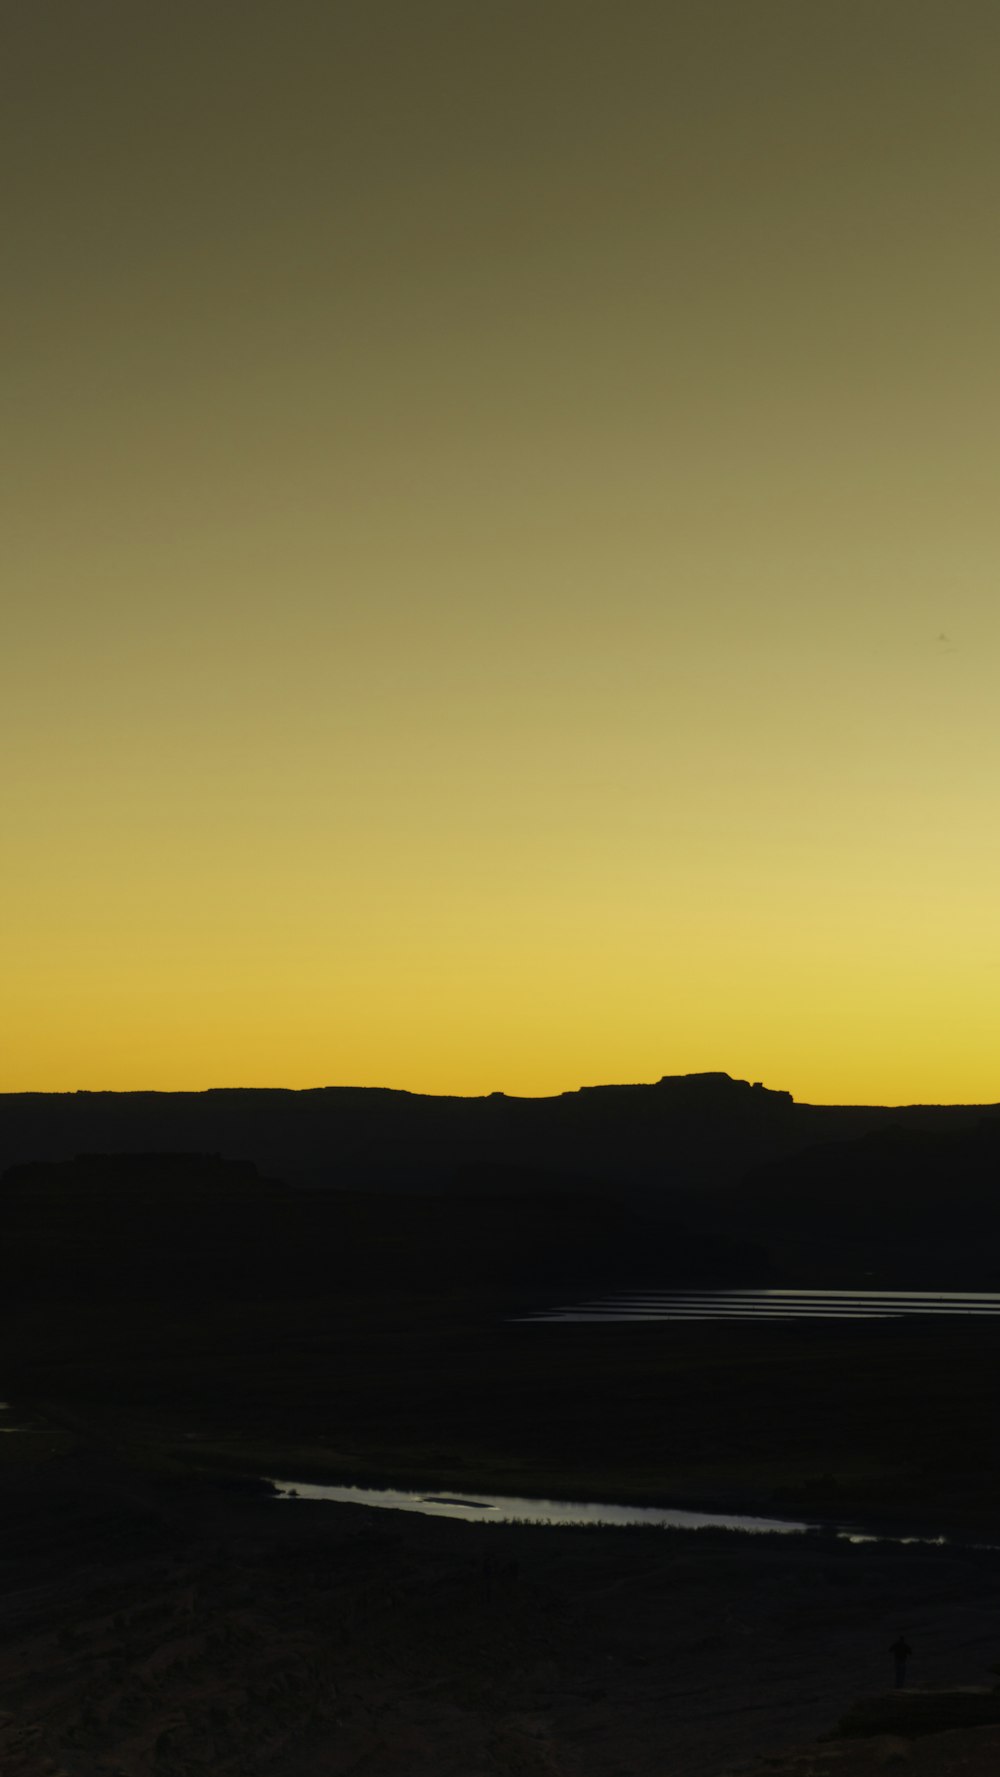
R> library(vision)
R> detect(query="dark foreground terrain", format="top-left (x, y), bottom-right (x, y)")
top-left (4, 1435), bottom-right (1000, 1777)
top-left (5, 1274), bottom-right (1000, 1776)
top-left (3, 1137), bottom-right (1000, 1773)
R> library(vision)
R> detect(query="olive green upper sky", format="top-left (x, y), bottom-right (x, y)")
top-left (4, 2), bottom-right (999, 1100)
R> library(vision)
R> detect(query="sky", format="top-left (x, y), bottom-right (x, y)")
top-left (4, 1), bottom-right (1000, 1103)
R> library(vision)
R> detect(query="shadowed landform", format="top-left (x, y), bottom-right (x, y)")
top-left (3, 1074), bottom-right (1000, 1775)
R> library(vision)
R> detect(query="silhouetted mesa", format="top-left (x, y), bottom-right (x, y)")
top-left (2, 1073), bottom-right (996, 1200)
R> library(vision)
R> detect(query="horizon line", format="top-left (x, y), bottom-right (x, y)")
top-left (1, 1071), bottom-right (998, 1112)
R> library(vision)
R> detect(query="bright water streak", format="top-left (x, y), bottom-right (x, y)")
top-left (576, 1292), bottom-right (1000, 1308)
top-left (269, 1478), bottom-right (995, 1551)
top-left (269, 1478), bottom-right (810, 1534)
top-left (518, 1289), bottom-right (1000, 1323)
top-left (520, 1309), bottom-right (905, 1321)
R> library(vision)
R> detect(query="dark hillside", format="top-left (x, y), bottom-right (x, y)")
top-left (0, 1151), bottom-right (763, 1305)
top-left (2, 1073), bottom-right (997, 1199)
top-left (699, 1118), bottom-right (1000, 1286)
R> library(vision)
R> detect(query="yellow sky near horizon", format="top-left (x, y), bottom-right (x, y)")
top-left (4, 2), bottom-right (1000, 1105)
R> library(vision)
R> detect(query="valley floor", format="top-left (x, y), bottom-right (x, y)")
top-left (5, 1287), bottom-right (1000, 1773)
top-left (3, 1445), bottom-right (1000, 1777)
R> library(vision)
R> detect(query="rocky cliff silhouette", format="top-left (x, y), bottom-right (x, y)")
top-left (2, 1072), bottom-right (996, 1200)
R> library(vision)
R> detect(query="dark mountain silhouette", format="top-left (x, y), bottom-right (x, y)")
top-left (0, 1152), bottom-right (764, 1304)
top-left (2, 1072), bottom-right (997, 1202)
top-left (5, 1075), bottom-right (1000, 1293)
top-left (699, 1116), bottom-right (1000, 1286)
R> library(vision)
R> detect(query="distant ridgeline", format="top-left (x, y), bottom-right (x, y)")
top-left (2, 1075), bottom-right (1000, 1292)
top-left (2, 1072), bottom-right (996, 1198)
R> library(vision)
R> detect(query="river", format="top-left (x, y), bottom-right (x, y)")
top-left (514, 1288), bottom-right (1000, 1322)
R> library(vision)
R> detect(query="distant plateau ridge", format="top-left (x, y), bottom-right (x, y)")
top-left (4, 1070), bottom-right (1000, 1292)
top-left (1, 1071), bottom-right (997, 1195)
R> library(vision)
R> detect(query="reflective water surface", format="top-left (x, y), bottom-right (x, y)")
top-left (269, 1290), bottom-right (1000, 1543)
top-left (268, 1478), bottom-right (995, 1549)
top-left (516, 1289), bottom-right (1000, 1323)
top-left (269, 1478), bottom-right (811, 1533)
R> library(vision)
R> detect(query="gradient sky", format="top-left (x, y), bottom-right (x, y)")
top-left (4, 1), bottom-right (1000, 1102)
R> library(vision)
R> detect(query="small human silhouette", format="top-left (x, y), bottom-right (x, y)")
top-left (890, 1635), bottom-right (913, 1689)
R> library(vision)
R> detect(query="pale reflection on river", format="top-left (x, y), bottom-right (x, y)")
top-left (268, 1288), bottom-right (1000, 1545)
top-left (269, 1478), bottom-right (810, 1533)
top-left (515, 1288), bottom-right (1000, 1322)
